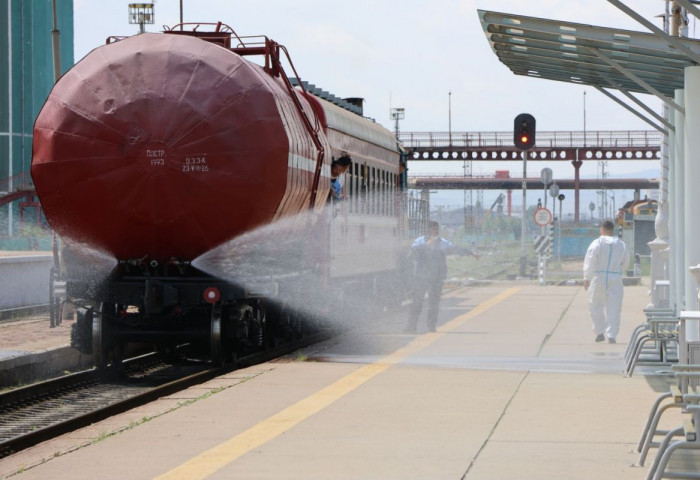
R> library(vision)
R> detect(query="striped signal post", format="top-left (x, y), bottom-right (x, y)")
top-left (534, 207), bottom-right (552, 286)
top-left (549, 222), bottom-right (555, 259)
top-left (534, 234), bottom-right (551, 285)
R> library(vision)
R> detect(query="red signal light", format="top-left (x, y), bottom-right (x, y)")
top-left (203, 287), bottom-right (221, 304)
top-left (513, 113), bottom-right (536, 150)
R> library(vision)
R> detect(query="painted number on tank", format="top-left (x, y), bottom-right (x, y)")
top-left (183, 155), bottom-right (209, 173)
top-left (146, 149), bottom-right (166, 166)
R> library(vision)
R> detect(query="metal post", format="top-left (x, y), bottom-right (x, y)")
top-left (7, 0), bottom-right (12, 235)
top-left (669, 88), bottom-right (678, 311)
top-left (572, 153), bottom-right (582, 223)
top-left (542, 182), bottom-right (547, 210)
top-left (583, 90), bottom-right (587, 147)
top-left (644, 0), bottom-right (672, 312)
top-left (674, 88), bottom-right (686, 316)
top-left (684, 65), bottom-right (700, 340)
top-left (520, 150), bottom-right (527, 276)
top-left (448, 91), bottom-right (452, 147)
top-left (558, 196), bottom-right (564, 262)
top-left (51, 0), bottom-right (61, 82)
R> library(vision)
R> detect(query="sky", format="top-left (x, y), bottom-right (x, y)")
top-left (72, 0), bottom-right (681, 215)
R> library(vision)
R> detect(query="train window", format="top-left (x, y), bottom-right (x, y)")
top-left (377, 169), bottom-right (382, 216)
top-left (372, 167), bottom-right (377, 215)
top-left (367, 166), bottom-right (373, 215)
top-left (389, 171), bottom-right (393, 216)
top-left (358, 165), bottom-right (368, 213)
top-left (381, 169), bottom-right (386, 217)
top-left (378, 168), bottom-right (382, 216)
top-left (387, 170), bottom-right (391, 216)
top-left (390, 172), bottom-right (395, 216)
top-left (387, 171), bottom-right (392, 216)
top-left (346, 162), bottom-right (354, 197)
top-left (344, 162), bottom-right (351, 211)
top-left (378, 167), bottom-right (382, 216)
top-left (381, 169), bottom-right (387, 216)
top-left (366, 166), bottom-right (372, 215)
top-left (349, 162), bottom-right (357, 213)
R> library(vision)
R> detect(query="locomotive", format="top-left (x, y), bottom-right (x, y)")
top-left (31, 22), bottom-right (419, 367)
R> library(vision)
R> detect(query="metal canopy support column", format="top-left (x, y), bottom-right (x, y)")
top-left (650, 96), bottom-right (671, 310)
top-left (593, 85), bottom-right (669, 135)
top-left (674, 89), bottom-right (686, 315)
top-left (608, 0), bottom-right (700, 65)
top-left (588, 47), bottom-right (685, 115)
top-left (684, 66), bottom-right (700, 340)
top-left (668, 97), bottom-right (677, 311)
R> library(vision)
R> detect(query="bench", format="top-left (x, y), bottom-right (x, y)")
top-left (647, 388), bottom-right (700, 480)
top-left (625, 316), bottom-right (679, 377)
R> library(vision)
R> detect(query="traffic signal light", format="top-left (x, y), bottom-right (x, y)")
top-left (514, 113), bottom-right (536, 150)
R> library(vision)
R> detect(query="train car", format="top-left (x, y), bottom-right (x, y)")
top-left (617, 197), bottom-right (658, 227)
top-left (31, 22), bottom-right (416, 367)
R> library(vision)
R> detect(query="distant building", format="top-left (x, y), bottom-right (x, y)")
top-left (1, 0), bottom-right (74, 231)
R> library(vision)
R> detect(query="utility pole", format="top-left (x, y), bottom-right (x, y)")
top-left (448, 91), bottom-right (452, 147)
top-left (583, 90), bottom-right (587, 147)
top-left (390, 108), bottom-right (405, 138)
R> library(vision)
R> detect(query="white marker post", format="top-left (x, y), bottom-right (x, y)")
top-left (534, 207), bottom-right (553, 286)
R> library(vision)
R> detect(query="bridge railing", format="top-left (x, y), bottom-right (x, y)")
top-left (398, 130), bottom-right (662, 149)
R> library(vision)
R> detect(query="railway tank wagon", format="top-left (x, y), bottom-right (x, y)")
top-left (31, 22), bottom-right (411, 367)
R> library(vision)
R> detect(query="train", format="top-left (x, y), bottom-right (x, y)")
top-left (31, 22), bottom-right (423, 367)
top-left (617, 197), bottom-right (658, 227)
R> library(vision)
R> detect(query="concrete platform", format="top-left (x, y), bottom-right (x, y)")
top-left (0, 315), bottom-right (93, 387)
top-left (0, 282), bottom-right (695, 479)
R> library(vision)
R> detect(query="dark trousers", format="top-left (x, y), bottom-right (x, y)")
top-left (407, 277), bottom-right (444, 330)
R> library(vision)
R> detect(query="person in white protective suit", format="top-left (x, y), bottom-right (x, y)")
top-left (583, 220), bottom-right (630, 344)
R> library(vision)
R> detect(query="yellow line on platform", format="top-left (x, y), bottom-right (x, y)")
top-left (155, 287), bottom-right (520, 480)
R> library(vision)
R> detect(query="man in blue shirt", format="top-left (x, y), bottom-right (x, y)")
top-left (404, 221), bottom-right (478, 333)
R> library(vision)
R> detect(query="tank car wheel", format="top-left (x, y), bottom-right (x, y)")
top-left (251, 300), bottom-right (266, 349)
top-left (93, 302), bottom-right (117, 369)
top-left (211, 304), bottom-right (233, 365)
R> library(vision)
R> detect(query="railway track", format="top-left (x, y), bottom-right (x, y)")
top-left (0, 330), bottom-right (329, 459)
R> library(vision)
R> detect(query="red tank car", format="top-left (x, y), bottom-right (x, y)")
top-left (32, 27), bottom-right (329, 263)
top-left (32, 23), bottom-right (416, 367)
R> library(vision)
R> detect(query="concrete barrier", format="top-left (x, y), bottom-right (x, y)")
top-left (0, 346), bottom-right (94, 387)
top-left (0, 254), bottom-right (52, 309)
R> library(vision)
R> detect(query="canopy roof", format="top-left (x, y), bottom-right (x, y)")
top-left (477, 9), bottom-right (700, 98)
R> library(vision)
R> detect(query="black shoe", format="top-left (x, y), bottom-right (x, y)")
top-left (608, 337), bottom-right (616, 344)
top-left (595, 334), bottom-right (605, 342)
